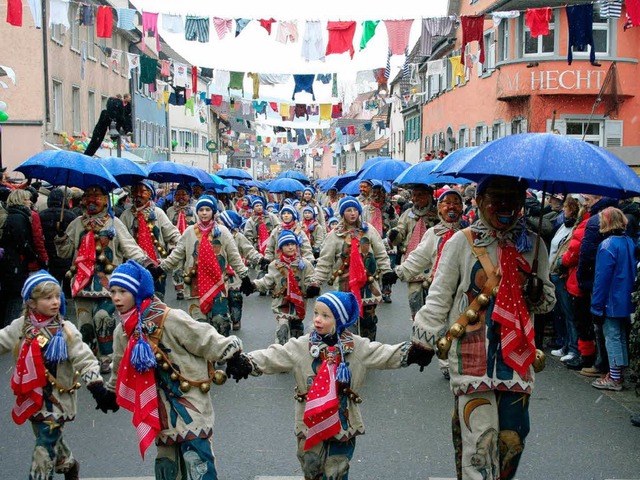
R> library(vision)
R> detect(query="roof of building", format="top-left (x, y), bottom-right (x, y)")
top-left (361, 137), bottom-right (389, 152)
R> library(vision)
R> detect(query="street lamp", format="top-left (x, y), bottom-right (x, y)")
top-left (108, 120), bottom-right (121, 158)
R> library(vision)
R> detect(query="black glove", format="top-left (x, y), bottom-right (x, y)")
top-left (382, 271), bottom-right (398, 286)
top-left (240, 275), bottom-right (256, 296)
top-left (225, 352), bottom-right (253, 383)
top-left (387, 229), bottom-right (399, 244)
top-left (87, 382), bottom-right (120, 413)
top-left (146, 264), bottom-right (164, 280)
top-left (592, 314), bottom-right (604, 326)
top-left (259, 257), bottom-right (271, 271)
top-left (306, 285), bottom-right (321, 298)
top-left (386, 205), bottom-right (396, 217)
top-left (407, 343), bottom-right (435, 372)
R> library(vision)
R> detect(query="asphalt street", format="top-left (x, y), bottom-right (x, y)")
top-left (0, 280), bottom-right (639, 479)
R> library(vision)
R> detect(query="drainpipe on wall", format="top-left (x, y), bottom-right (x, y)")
top-left (42, 0), bottom-right (50, 129)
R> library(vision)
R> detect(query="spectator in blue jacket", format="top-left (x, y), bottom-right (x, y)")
top-left (590, 207), bottom-right (636, 391)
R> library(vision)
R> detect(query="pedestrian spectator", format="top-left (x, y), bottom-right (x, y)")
top-left (39, 188), bottom-right (78, 297)
top-left (0, 271), bottom-right (118, 480)
top-left (0, 189), bottom-right (37, 326)
top-left (590, 207), bottom-right (636, 391)
top-left (26, 185), bottom-right (49, 272)
top-left (618, 197), bottom-right (640, 243)
top-left (107, 260), bottom-right (242, 476)
top-left (411, 175), bottom-right (556, 480)
top-left (301, 205), bottom-right (325, 259)
top-left (225, 291), bottom-right (432, 480)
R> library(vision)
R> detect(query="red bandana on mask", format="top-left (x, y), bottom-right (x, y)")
top-left (197, 223), bottom-right (225, 314)
top-left (430, 229), bottom-right (456, 280)
top-left (11, 332), bottom-right (48, 425)
top-left (348, 234), bottom-right (367, 317)
top-left (256, 216), bottom-right (270, 255)
top-left (492, 243), bottom-right (536, 376)
top-left (176, 210), bottom-right (187, 234)
top-left (72, 231), bottom-right (96, 296)
top-left (302, 219), bottom-right (316, 244)
top-left (369, 201), bottom-right (384, 235)
top-left (303, 347), bottom-right (340, 450)
top-left (406, 216), bottom-right (427, 258)
top-left (136, 210), bottom-right (158, 262)
top-left (280, 254), bottom-right (305, 319)
top-left (115, 298), bottom-right (161, 458)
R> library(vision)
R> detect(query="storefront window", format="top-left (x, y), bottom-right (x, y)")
top-left (565, 120), bottom-right (603, 146)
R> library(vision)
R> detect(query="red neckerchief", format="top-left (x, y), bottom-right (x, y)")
top-left (369, 201), bottom-right (384, 235)
top-left (11, 313), bottom-right (49, 425)
top-left (492, 242), bottom-right (536, 376)
top-left (347, 231), bottom-right (367, 317)
top-left (176, 209), bottom-right (187, 234)
top-left (303, 346), bottom-right (340, 450)
top-left (115, 298), bottom-right (161, 458)
top-left (255, 214), bottom-right (270, 255)
top-left (72, 230), bottom-right (96, 296)
top-left (197, 222), bottom-right (225, 314)
top-left (281, 220), bottom-right (297, 230)
top-left (302, 218), bottom-right (316, 243)
top-left (430, 226), bottom-right (457, 280)
top-left (280, 253), bottom-right (306, 319)
top-left (406, 216), bottom-right (427, 257)
top-left (135, 205), bottom-right (158, 262)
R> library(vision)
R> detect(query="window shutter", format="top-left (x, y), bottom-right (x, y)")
top-left (604, 119), bottom-right (623, 147)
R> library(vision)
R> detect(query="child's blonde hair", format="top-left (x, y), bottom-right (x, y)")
top-left (23, 281), bottom-right (62, 317)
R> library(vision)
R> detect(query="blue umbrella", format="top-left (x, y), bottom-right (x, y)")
top-left (200, 173), bottom-right (231, 191)
top-left (395, 158), bottom-right (473, 187)
top-left (340, 178), bottom-right (391, 195)
top-left (217, 167), bottom-right (253, 180)
top-left (437, 133), bottom-right (640, 198)
top-left (278, 170), bottom-right (310, 184)
top-left (147, 162), bottom-right (200, 184)
top-left (16, 150), bottom-right (119, 190)
top-left (266, 177), bottom-right (306, 193)
top-left (431, 147), bottom-right (481, 179)
top-left (97, 156), bottom-right (147, 186)
top-left (184, 166), bottom-right (216, 186)
top-left (358, 156), bottom-right (394, 174)
top-left (245, 179), bottom-right (267, 189)
top-left (333, 171), bottom-right (358, 190)
top-left (358, 159), bottom-right (412, 182)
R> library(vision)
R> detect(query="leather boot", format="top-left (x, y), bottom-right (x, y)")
top-left (64, 460), bottom-right (80, 480)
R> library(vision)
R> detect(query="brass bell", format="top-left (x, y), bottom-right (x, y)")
top-left (98, 254), bottom-right (107, 263)
top-left (532, 349), bottom-right (546, 373)
top-left (367, 276), bottom-right (374, 283)
top-left (147, 222), bottom-right (154, 230)
top-left (155, 352), bottom-right (163, 361)
top-left (179, 381), bottom-right (191, 393)
top-left (162, 362), bottom-right (170, 371)
top-left (436, 336), bottom-right (452, 360)
top-left (465, 309), bottom-right (479, 324)
top-left (477, 293), bottom-right (490, 307)
top-left (374, 274), bottom-right (379, 280)
top-left (491, 286), bottom-right (500, 297)
top-left (354, 397), bottom-right (363, 404)
top-left (58, 388), bottom-right (65, 394)
top-left (170, 372), bottom-right (179, 381)
top-left (199, 382), bottom-right (211, 393)
top-left (75, 382), bottom-right (81, 390)
top-left (337, 269), bottom-right (343, 275)
top-left (65, 270), bottom-right (73, 279)
top-left (95, 244), bottom-right (103, 253)
top-left (449, 322), bottom-right (466, 338)
top-left (93, 233), bottom-right (100, 242)
top-left (153, 239), bottom-right (159, 246)
top-left (212, 370), bottom-right (227, 385)
top-left (190, 267), bottom-right (197, 276)
top-left (70, 265), bottom-right (77, 274)
top-left (104, 264), bottom-right (114, 274)
top-left (50, 380), bottom-right (56, 386)
top-left (184, 276), bottom-right (192, 285)
top-left (422, 278), bottom-right (432, 289)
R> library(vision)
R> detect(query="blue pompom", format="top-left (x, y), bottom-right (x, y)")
top-left (336, 361), bottom-right (351, 384)
top-left (44, 328), bottom-right (68, 364)
top-left (130, 335), bottom-right (157, 373)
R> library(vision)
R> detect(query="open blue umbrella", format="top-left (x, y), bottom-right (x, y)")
top-left (358, 156), bottom-right (394, 174)
top-left (266, 177), bottom-right (306, 193)
top-left (333, 171), bottom-right (358, 190)
top-left (340, 178), bottom-right (391, 195)
top-left (278, 170), bottom-right (310, 184)
top-left (199, 173), bottom-right (231, 191)
top-left (217, 167), bottom-right (253, 180)
top-left (358, 159), bottom-right (411, 182)
top-left (16, 150), bottom-right (119, 190)
top-left (147, 162), bottom-right (201, 184)
top-left (245, 179), bottom-right (267, 189)
top-left (437, 133), bottom-right (640, 198)
top-left (184, 166), bottom-right (216, 186)
top-left (395, 158), bottom-right (473, 187)
top-left (97, 156), bottom-right (147, 186)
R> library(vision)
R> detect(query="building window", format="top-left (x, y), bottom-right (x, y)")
top-left (160, 126), bottom-right (167, 148)
top-left (475, 125), bottom-right (484, 146)
top-left (52, 80), bottom-right (64, 132)
top-left (192, 134), bottom-right (200, 151)
top-left (458, 128), bottom-right (467, 148)
top-left (72, 86), bottom-right (81, 135)
top-left (135, 119), bottom-right (141, 144)
top-left (511, 118), bottom-right (525, 135)
top-left (482, 30), bottom-right (496, 73)
top-left (572, 9), bottom-right (610, 58)
top-left (566, 119), bottom-right (603, 146)
top-left (71, 15), bottom-right (80, 51)
top-left (523, 11), bottom-right (555, 56)
top-left (140, 121), bottom-right (147, 146)
top-left (88, 90), bottom-right (95, 129)
top-left (101, 95), bottom-right (108, 111)
top-left (111, 35), bottom-right (120, 73)
top-left (51, 23), bottom-right (63, 44)
top-left (201, 135), bottom-right (207, 152)
top-left (492, 122), bottom-right (501, 140)
top-left (180, 130), bottom-right (192, 151)
top-left (147, 123), bottom-right (154, 148)
top-left (99, 37), bottom-right (109, 67)
top-left (86, 24), bottom-right (96, 59)
top-left (498, 21), bottom-right (510, 62)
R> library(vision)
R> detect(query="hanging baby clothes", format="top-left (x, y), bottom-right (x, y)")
top-left (492, 11), bottom-right (520, 28)
top-left (235, 18), bottom-right (250, 37)
top-left (253, 101), bottom-right (268, 117)
top-left (228, 72), bottom-right (245, 96)
top-left (192, 66), bottom-right (199, 95)
top-left (308, 104), bottom-right (319, 116)
top-left (279, 103), bottom-right (289, 118)
top-left (185, 16), bottom-right (209, 43)
top-left (302, 20), bottom-right (325, 62)
top-left (384, 19), bottom-right (414, 55)
top-left (116, 8), bottom-right (136, 30)
top-left (296, 129), bottom-right (308, 145)
top-left (185, 97), bottom-right (195, 116)
top-left (294, 104), bottom-right (309, 120)
top-left (360, 20), bottom-right (379, 50)
top-left (460, 15), bottom-right (485, 65)
top-left (6, 0), bottom-right (22, 26)
top-left (331, 103), bottom-right (343, 118)
top-left (162, 13), bottom-right (184, 33)
top-left (332, 73), bottom-right (338, 97)
top-left (292, 74), bottom-right (316, 101)
top-left (525, 8), bottom-right (552, 37)
top-left (49, 0), bottom-right (70, 30)
top-left (173, 62), bottom-right (189, 87)
top-left (96, 6), bottom-right (113, 38)
top-left (77, 4), bottom-right (94, 26)
top-left (426, 58), bottom-right (444, 76)
top-left (325, 21), bottom-right (356, 58)
top-left (316, 73), bottom-right (332, 84)
top-left (259, 73), bottom-right (290, 85)
top-left (599, 0), bottom-right (622, 18)
top-left (109, 49), bottom-right (122, 69)
top-left (567, 4), bottom-right (597, 65)
top-left (269, 102), bottom-right (279, 112)
top-left (26, 0), bottom-right (42, 27)
top-left (211, 94), bottom-right (223, 107)
top-left (420, 16), bottom-right (456, 56)
top-left (625, 0), bottom-right (640, 26)
top-left (141, 11), bottom-right (160, 51)
top-left (160, 60), bottom-right (171, 77)
top-left (242, 101), bottom-right (252, 115)
top-left (276, 20), bottom-right (299, 44)
top-left (139, 56), bottom-right (157, 89)
top-left (156, 82), bottom-right (168, 110)
top-left (259, 18), bottom-right (276, 34)
top-left (247, 73), bottom-right (260, 99)
top-left (80, 41), bottom-right (86, 79)
top-left (127, 52), bottom-right (140, 79)
top-left (213, 70), bottom-right (230, 93)
top-left (213, 17), bottom-right (232, 39)
top-left (169, 86), bottom-right (186, 106)
top-left (449, 56), bottom-right (465, 88)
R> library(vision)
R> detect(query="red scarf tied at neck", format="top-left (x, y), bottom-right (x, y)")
top-left (137, 210), bottom-right (158, 262)
top-left (11, 328), bottom-right (48, 425)
top-left (280, 254), bottom-right (305, 319)
top-left (72, 230), bottom-right (96, 296)
top-left (256, 215), bottom-right (270, 255)
top-left (176, 209), bottom-right (187, 234)
top-left (197, 223), bottom-right (225, 314)
top-left (369, 201), bottom-right (384, 235)
top-left (348, 234), bottom-right (367, 317)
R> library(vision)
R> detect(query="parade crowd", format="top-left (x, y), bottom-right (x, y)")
top-left (0, 169), bottom-right (639, 480)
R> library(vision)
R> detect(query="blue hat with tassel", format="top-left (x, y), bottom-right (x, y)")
top-left (109, 260), bottom-right (157, 373)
